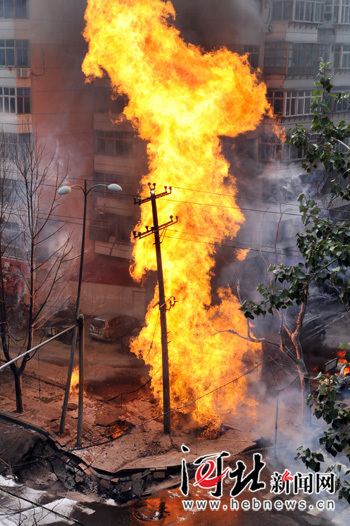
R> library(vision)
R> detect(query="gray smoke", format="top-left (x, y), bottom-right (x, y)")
top-left (171, 0), bottom-right (263, 48)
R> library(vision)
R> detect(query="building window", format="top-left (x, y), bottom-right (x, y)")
top-left (283, 143), bottom-right (306, 161)
top-left (339, 0), bottom-right (350, 23)
top-left (243, 45), bottom-right (260, 69)
top-left (267, 90), bottom-right (285, 115)
top-left (95, 130), bottom-right (134, 157)
top-left (16, 88), bottom-right (30, 114)
top-left (324, 0), bottom-right (334, 20)
top-left (264, 42), bottom-right (328, 74)
top-left (1, 178), bottom-right (25, 204)
top-left (259, 134), bottom-right (283, 161)
top-left (0, 87), bottom-right (15, 113)
top-left (331, 88), bottom-right (350, 112)
top-left (16, 40), bottom-right (29, 66)
top-left (272, 1), bottom-right (293, 20)
top-left (0, 0), bottom-right (28, 19)
top-left (90, 213), bottom-right (134, 244)
top-left (260, 134), bottom-right (308, 162)
top-left (333, 44), bottom-right (350, 67)
top-left (0, 132), bottom-right (31, 159)
top-left (285, 90), bottom-right (313, 116)
top-left (272, 0), bottom-right (324, 22)
top-left (326, 0), bottom-right (350, 23)
top-left (264, 42), bottom-right (289, 70)
top-left (0, 40), bottom-right (29, 67)
top-left (0, 87), bottom-right (30, 114)
top-left (289, 43), bottom-right (328, 71)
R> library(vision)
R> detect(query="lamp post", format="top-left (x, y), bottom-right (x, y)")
top-left (57, 180), bottom-right (122, 439)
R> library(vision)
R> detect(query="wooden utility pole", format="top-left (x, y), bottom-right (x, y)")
top-left (134, 183), bottom-right (178, 434)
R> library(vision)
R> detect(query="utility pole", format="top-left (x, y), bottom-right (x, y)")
top-left (134, 183), bottom-right (178, 434)
top-left (76, 314), bottom-right (85, 448)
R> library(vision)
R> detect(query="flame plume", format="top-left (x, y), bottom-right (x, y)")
top-left (83, 0), bottom-right (269, 427)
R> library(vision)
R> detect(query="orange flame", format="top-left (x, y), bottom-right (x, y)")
top-left (82, 0), bottom-right (269, 427)
top-left (337, 350), bottom-right (350, 376)
top-left (70, 367), bottom-right (80, 397)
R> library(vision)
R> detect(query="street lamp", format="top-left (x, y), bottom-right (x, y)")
top-left (57, 180), bottom-right (122, 444)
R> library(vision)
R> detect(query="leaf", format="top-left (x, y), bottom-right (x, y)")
top-left (308, 459), bottom-right (321, 472)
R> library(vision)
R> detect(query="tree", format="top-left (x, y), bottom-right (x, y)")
top-left (295, 354), bottom-right (350, 503)
top-left (0, 133), bottom-right (71, 413)
top-left (239, 64), bottom-right (350, 500)
top-left (240, 64), bottom-right (350, 417)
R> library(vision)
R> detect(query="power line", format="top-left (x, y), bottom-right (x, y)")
top-left (164, 232), bottom-right (302, 258)
top-left (0, 215), bottom-right (305, 258)
top-left (8, 179), bottom-right (350, 221)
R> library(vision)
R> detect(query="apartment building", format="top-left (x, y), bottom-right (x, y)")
top-left (0, 0), bottom-right (146, 319)
top-left (1, 0), bottom-right (348, 314)
top-left (232, 0), bottom-right (350, 261)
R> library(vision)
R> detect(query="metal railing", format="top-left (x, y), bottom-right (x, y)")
top-left (0, 316), bottom-right (85, 447)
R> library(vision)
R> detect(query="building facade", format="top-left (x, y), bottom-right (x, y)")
top-left (0, 0), bottom-right (146, 319)
top-left (0, 0), bottom-right (348, 316)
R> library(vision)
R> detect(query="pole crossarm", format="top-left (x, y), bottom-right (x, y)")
top-left (134, 183), bottom-right (172, 206)
top-left (0, 323), bottom-right (78, 372)
top-left (153, 295), bottom-right (178, 311)
top-left (133, 216), bottom-right (178, 240)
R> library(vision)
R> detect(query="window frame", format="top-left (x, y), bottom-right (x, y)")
top-left (272, 0), bottom-right (324, 22)
top-left (0, 86), bottom-right (31, 115)
top-left (95, 130), bottom-right (135, 157)
top-left (0, 39), bottom-right (29, 67)
top-left (0, 0), bottom-right (28, 19)
top-left (285, 90), bottom-right (313, 116)
top-left (267, 89), bottom-right (285, 115)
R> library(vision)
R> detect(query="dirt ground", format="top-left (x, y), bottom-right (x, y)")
top-left (0, 324), bottom-right (344, 501)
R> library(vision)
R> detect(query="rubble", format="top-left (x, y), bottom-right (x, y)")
top-left (0, 411), bottom-right (259, 505)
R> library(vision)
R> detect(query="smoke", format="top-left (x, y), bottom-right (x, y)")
top-left (257, 387), bottom-right (348, 522)
top-left (171, 0), bottom-right (263, 48)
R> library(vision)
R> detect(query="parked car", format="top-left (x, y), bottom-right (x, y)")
top-left (43, 305), bottom-right (76, 345)
top-left (89, 313), bottom-right (140, 343)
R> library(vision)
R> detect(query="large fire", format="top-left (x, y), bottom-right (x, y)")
top-left (83, 0), bottom-right (269, 427)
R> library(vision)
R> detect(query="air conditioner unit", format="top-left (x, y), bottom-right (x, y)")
top-left (16, 68), bottom-right (31, 79)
